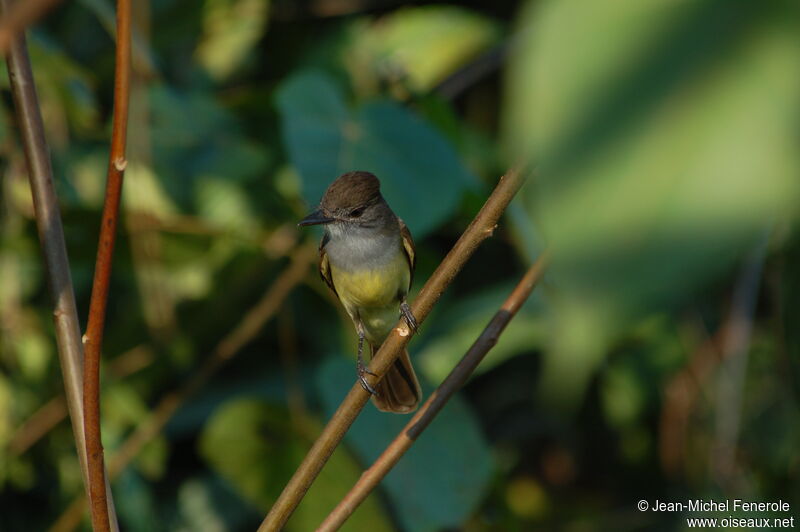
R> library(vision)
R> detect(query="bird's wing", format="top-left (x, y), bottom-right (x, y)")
top-left (398, 217), bottom-right (416, 288)
top-left (318, 233), bottom-right (338, 296)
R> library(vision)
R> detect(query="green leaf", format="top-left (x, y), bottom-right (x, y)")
top-left (196, 0), bottom-right (270, 80)
top-left (198, 398), bottom-right (393, 532)
top-left (195, 176), bottom-right (258, 234)
top-left (504, 0), bottom-right (800, 406)
top-left (276, 70), bottom-right (474, 237)
top-left (123, 162), bottom-right (179, 218)
top-left (317, 357), bottom-right (494, 532)
top-left (345, 6), bottom-right (501, 92)
top-left (15, 331), bottom-right (52, 382)
top-left (148, 85), bottom-right (270, 211)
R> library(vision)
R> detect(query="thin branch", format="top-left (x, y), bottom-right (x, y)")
top-left (711, 234), bottom-right (768, 485)
top-left (8, 395), bottom-right (67, 456)
top-left (659, 234), bottom-right (768, 477)
top-left (82, 1), bottom-right (131, 529)
top-left (258, 168), bottom-right (526, 532)
top-left (318, 252), bottom-right (548, 531)
top-left (50, 245), bottom-right (316, 532)
top-left (9, 345), bottom-right (154, 457)
top-left (0, 0), bottom-right (63, 53)
top-left (0, 0), bottom-right (94, 520)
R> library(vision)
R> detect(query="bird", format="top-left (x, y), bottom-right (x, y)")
top-left (299, 171), bottom-right (421, 413)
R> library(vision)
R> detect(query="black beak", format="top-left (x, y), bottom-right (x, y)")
top-left (298, 209), bottom-right (335, 227)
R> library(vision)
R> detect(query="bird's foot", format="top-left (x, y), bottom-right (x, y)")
top-left (400, 301), bottom-right (418, 333)
top-left (357, 358), bottom-right (378, 395)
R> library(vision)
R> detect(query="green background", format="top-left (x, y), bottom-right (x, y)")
top-left (0, 0), bottom-right (798, 530)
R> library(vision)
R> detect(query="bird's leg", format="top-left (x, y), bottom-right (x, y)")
top-left (400, 299), bottom-right (418, 333)
top-left (355, 319), bottom-right (377, 395)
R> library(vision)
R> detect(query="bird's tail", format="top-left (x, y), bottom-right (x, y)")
top-left (370, 345), bottom-right (421, 414)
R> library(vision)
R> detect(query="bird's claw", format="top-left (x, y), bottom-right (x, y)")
top-left (357, 359), bottom-right (378, 395)
top-left (400, 301), bottom-right (418, 333)
top-left (359, 374), bottom-right (377, 395)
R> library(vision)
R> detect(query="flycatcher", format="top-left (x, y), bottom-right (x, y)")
top-left (299, 171), bottom-right (421, 413)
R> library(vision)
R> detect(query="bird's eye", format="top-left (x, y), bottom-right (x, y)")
top-left (350, 208), bottom-right (364, 218)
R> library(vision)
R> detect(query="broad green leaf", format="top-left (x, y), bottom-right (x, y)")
top-left (15, 331), bottom-right (52, 382)
top-left (195, 176), bottom-right (258, 234)
top-left (317, 357), bottom-right (494, 532)
top-left (504, 0), bottom-right (800, 407)
top-left (123, 162), bottom-right (179, 218)
top-left (167, 260), bottom-right (214, 301)
top-left (149, 85), bottom-right (270, 210)
top-left (66, 151), bottom-right (107, 208)
top-left (276, 70), bottom-right (474, 238)
top-left (150, 86), bottom-right (237, 150)
top-left (198, 398), bottom-right (393, 532)
top-left (196, 0), bottom-right (270, 80)
top-left (345, 6), bottom-right (501, 92)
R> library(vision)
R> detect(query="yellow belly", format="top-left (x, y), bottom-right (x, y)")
top-left (330, 254), bottom-right (410, 343)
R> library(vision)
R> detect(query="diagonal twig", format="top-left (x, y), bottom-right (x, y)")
top-left (659, 234), bottom-right (769, 478)
top-left (82, 0), bottom-right (131, 529)
top-left (318, 251), bottom-right (548, 531)
top-left (258, 168), bottom-right (526, 531)
top-left (711, 234), bottom-right (768, 485)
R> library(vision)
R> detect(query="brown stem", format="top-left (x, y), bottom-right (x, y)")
top-left (51, 246), bottom-right (316, 532)
top-left (81, 1), bottom-right (131, 530)
top-left (8, 395), bottom-right (67, 456)
top-left (0, 0), bottom-right (116, 526)
top-left (0, 0), bottom-right (63, 52)
top-left (317, 252), bottom-right (548, 531)
top-left (258, 168), bottom-right (526, 531)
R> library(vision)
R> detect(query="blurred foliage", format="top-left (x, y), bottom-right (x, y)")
top-left (506, 0), bottom-right (800, 406)
top-left (0, 0), bottom-right (798, 531)
top-left (276, 68), bottom-right (475, 237)
top-left (198, 398), bottom-right (394, 531)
